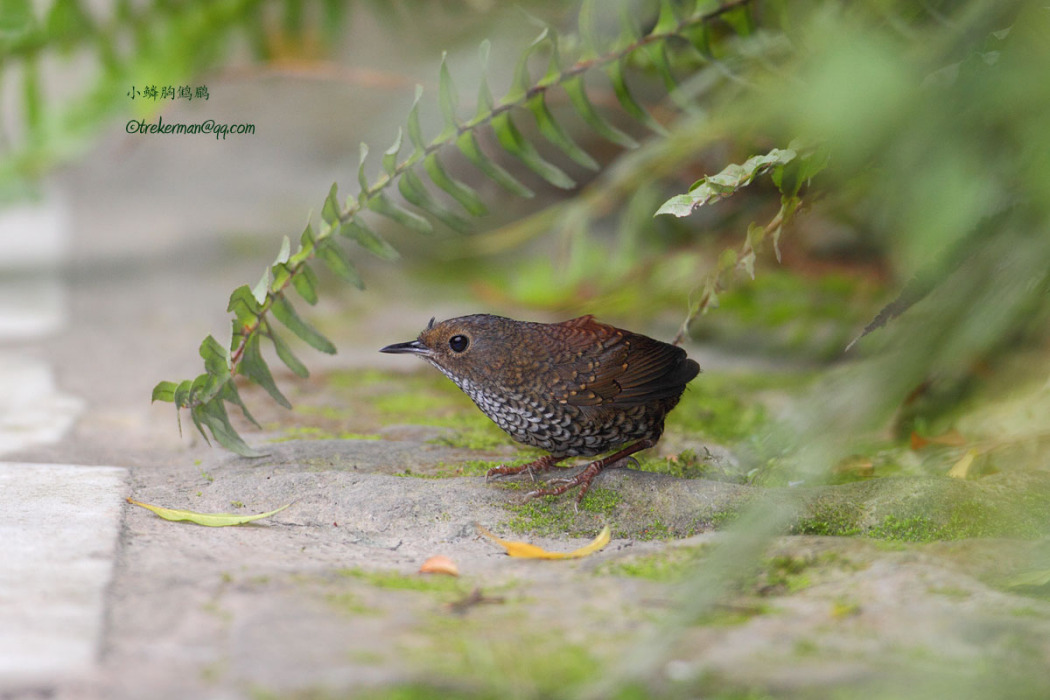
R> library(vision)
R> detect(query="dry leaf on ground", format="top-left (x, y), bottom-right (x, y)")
top-left (126, 498), bottom-right (291, 526)
top-left (476, 523), bottom-right (611, 559)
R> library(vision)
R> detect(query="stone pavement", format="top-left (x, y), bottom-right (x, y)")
top-left (0, 464), bottom-right (126, 689)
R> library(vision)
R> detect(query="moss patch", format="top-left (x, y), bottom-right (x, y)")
top-left (636, 449), bottom-right (745, 484)
top-left (504, 487), bottom-right (622, 536)
top-left (404, 616), bottom-right (607, 700)
top-left (335, 567), bottom-right (467, 595)
top-left (268, 426), bottom-right (381, 442)
top-left (600, 544), bottom-right (709, 582)
top-left (791, 497), bottom-right (863, 537)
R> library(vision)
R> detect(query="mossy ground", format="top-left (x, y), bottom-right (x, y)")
top-left (335, 567), bottom-right (468, 596)
top-left (600, 544), bottom-right (710, 582)
top-left (504, 487), bottom-right (623, 536)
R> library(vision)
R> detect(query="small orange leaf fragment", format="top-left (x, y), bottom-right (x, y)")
top-left (909, 432), bottom-right (929, 450)
top-left (419, 555), bottom-right (459, 576)
top-left (475, 523), bottom-right (611, 559)
top-left (911, 429), bottom-right (967, 450)
top-left (947, 448), bottom-right (979, 479)
top-left (929, 429), bottom-right (967, 446)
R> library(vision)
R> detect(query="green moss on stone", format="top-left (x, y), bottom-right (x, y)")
top-left (503, 487), bottom-right (621, 535)
top-left (600, 545), bottom-right (708, 582)
top-left (268, 426), bottom-right (381, 442)
top-left (335, 567), bottom-right (466, 595)
top-left (792, 498), bottom-right (863, 537)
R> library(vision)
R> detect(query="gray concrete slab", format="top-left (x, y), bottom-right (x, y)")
top-left (0, 463), bottom-right (128, 691)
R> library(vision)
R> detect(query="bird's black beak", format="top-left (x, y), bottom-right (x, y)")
top-left (379, 339), bottom-right (429, 355)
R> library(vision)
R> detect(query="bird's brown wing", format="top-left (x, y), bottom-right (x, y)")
top-left (551, 317), bottom-right (699, 408)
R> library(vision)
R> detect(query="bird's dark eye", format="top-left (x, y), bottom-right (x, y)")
top-left (448, 335), bottom-right (470, 353)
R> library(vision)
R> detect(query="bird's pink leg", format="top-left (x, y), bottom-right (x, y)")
top-left (486, 454), bottom-right (561, 482)
top-left (525, 439), bottom-right (654, 502)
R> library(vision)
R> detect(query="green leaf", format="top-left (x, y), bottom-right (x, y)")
top-left (538, 28), bottom-right (564, 88)
top-left (436, 52), bottom-right (459, 142)
top-left (503, 28), bottom-right (547, 104)
top-left (423, 153), bottom-right (488, 216)
top-left (491, 112), bottom-right (575, 189)
top-left (655, 147), bottom-right (799, 218)
top-left (455, 131), bottom-right (534, 198)
top-left (398, 168), bottom-right (472, 231)
top-left (221, 379), bottom-right (260, 429)
top-left (606, 59), bottom-right (666, 135)
top-left (722, 4), bottom-right (755, 37)
top-left (194, 398), bottom-right (263, 457)
top-left (341, 220), bottom-right (400, 261)
top-left (653, 0), bottom-right (680, 34)
top-left (578, 0), bottom-right (599, 60)
top-left (127, 498), bottom-right (292, 527)
top-left (268, 325), bottom-right (309, 378)
top-left (317, 238), bottom-right (365, 288)
top-left (271, 261), bottom-right (292, 290)
top-left (199, 335), bottom-right (231, 380)
top-left (152, 381), bottom-right (178, 403)
top-left (275, 235), bottom-right (291, 264)
top-left (270, 294), bottom-right (336, 354)
top-left (322, 182), bottom-right (341, 225)
top-left (173, 379), bottom-right (193, 408)
top-left (686, 19), bottom-right (714, 59)
top-left (251, 268), bottom-right (271, 306)
top-left (356, 142), bottom-right (370, 200)
top-left (643, 42), bottom-right (681, 103)
top-left (773, 141), bottom-right (830, 197)
top-left (406, 84), bottom-right (427, 155)
top-left (382, 128), bottom-right (402, 177)
top-left (291, 262), bottom-right (320, 304)
top-left (563, 76), bottom-right (637, 148)
top-left (188, 372), bottom-right (217, 406)
top-left (367, 192), bottom-right (433, 234)
top-left (474, 40), bottom-right (495, 122)
top-left (526, 94), bottom-right (599, 170)
top-left (617, 3), bottom-right (641, 43)
top-left (240, 332), bottom-right (290, 408)
top-left (290, 223), bottom-right (316, 266)
top-left (227, 285), bottom-right (262, 325)
top-left (189, 399), bottom-right (208, 445)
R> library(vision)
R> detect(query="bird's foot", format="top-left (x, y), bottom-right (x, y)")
top-left (525, 461), bottom-right (604, 504)
top-left (486, 454), bottom-right (560, 482)
top-left (523, 439), bottom-right (654, 504)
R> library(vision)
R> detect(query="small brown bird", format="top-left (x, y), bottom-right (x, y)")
top-left (380, 314), bottom-right (700, 500)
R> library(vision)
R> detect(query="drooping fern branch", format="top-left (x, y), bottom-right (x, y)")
top-left (152, 0), bottom-right (758, 455)
top-left (656, 142), bottom-right (830, 344)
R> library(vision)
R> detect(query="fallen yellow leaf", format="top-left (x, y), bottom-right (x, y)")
top-left (126, 497), bottom-right (291, 526)
top-left (476, 523), bottom-right (611, 559)
top-left (947, 448), bottom-right (979, 479)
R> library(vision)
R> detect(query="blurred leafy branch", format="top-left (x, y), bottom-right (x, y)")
top-left (0, 0), bottom-right (356, 188)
